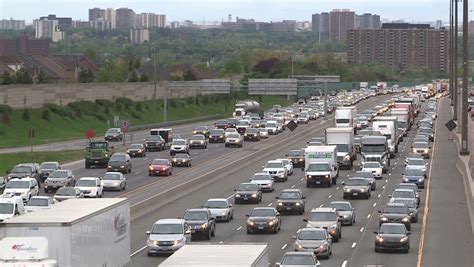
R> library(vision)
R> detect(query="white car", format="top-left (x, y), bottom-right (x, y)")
top-left (0, 195), bottom-right (25, 221)
top-left (203, 198), bottom-right (234, 222)
top-left (224, 128), bottom-right (239, 137)
top-left (265, 121), bottom-right (279, 135)
top-left (75, 177), bottom-right (103, 198)
top-left (262, 160), bottom-right (288, 182)
top-left (249, 173), bottom-right (275, 192)
top-left (25, 196), bottom-right (56, 213)
top-left (361, 162), bottom-right (383, 179)
top-left (297, 114), bottom-right (309, 124)
top-left (170, 139), bottom-right (190, 155)
top-left (3, 178), bottom-right (39, 202)
top-left (276, 158), bottom-right (294, 175)
top-left (225, 133), bottom-right (243, 148)
top-left (258, 128), bottom-right (269, 139)
top-left (146, 219), bottom-right (190, 256)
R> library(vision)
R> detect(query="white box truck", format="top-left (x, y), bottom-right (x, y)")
top-left (0, 237), bottom-right (57, 267)
top-left (389, 108), bottom-right (410, 136)
top-left (325, 127), bottom-right (357, 169)
top-left (335, 106), bottom-right (357, 131)
top-left (373, 117), bottom-right (398, 157)
top-left (304, 145), bottom-right (339, 188)
top-left (0, 198), bottom-right (130, 267)
top-left (159, 243), bottom-right (269, 267)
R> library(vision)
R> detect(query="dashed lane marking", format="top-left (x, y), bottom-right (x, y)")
top-left (268, 203), bottom-right (273, 207)
top-left (360, 227), bottom-right (364, 232)
top-left (342, 260), bottom-right (348, 267)
top-left (367, 214), bottom-right (371, 219)
top-left (281, 244), bottom-right (287, 250)
top-left (372, 202), bottom-right (377, 207)
top-left (236, 226), bottom-right (242, 231)
top-left (351, 242), bottom-right (357, 248)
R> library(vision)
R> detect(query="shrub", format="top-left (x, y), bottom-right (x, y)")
top-left (131, 112), bottom-right (141, 119)
top-left (0, 105), bottom-right (12, 114)
top-left (1, 112), bottom-right (11, 125)
top-left (169, 99), bottom-right (177, 108)
top-left (116, 98), bottom-right (133, 111)
top-left (92, 113), bottom-right (106, 121)
top-left (95, 99), bottom-right (113, 107)
top-left (45, 103), bottom-right (73, 118)
top-left (41, 109), bottom-right (50, 121)
top-left (22, 109), bottom-right (30, 121)
top-left (135, 102), bottom-right (142, 112)
top-left (194, 96), bottom-right (200, 106)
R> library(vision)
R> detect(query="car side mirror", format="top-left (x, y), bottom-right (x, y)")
top-left (229, 204), bottom-right (233, 207)
top-left (233, 189), bottom-right (237, 192)
top-left (407, 232), bottom-right (412, 235)
top-left (246, 214), bottom-right (250, 217)
top-left (303, 219), bottom-right (308, 222)
top-left (302, 196), bottom-right (306, 199)
top-left (388, 195), bottom-right (392, 198)
top-left (185, 229), bottom-right (191, 235)
top-left (341, 181), bottom-right (345, 185)
top-left (377, 210), bottom-right (382, 213)
top-left (301, 167), bottom-right (304, 171)
top-left (146, 231), bottom-right (151, 235)
top-left (275, 196), bottom-right (279, 199)
top-left (275, 263), bottom-right (281, 267)
top-left (111, 146), bottom-right (114, 149)
top-left (373, 231), bottom-right (378, 234)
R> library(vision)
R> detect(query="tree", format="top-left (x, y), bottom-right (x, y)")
top-left (79, 68), bottom-right (95, 83)
top-left (36, 68), bottom-right (49, 84)
top-left (128, 71), bottom-right (139, 82)
top-left (1, 71), bottom-right (13, 85)
top-left (183, 70), bottom-right (196, 81)
top-left (14, 69), bottom-right (33, 84)
top-left (139, 73), bottom-right (149, 82)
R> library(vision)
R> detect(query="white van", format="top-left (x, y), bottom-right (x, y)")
top-left (0, 195), bottom-right (25, 221)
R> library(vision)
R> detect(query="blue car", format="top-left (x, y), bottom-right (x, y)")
top-left (402, 168), bottom-right (425, 189)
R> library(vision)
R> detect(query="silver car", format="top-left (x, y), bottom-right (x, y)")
top-left (146, 219), bottom-right (191, 256)
top-left (277, 252), bottom-right (322, 267)
top-left (392, 198), bottom-right (418, 223)
top-left (304, 208), bottom-right (342, 242)
top-left (44, 169), bottom-right (75, 193)
top-left (330, 201), bottom-right (356, 226)
top-left (203, 198), bottom-right (233, 222)
top-left (53, 187), bottom-right (83, 202)
top-left (225, 133), bottom-right (243, 148)
top-left (249, 173), bottom-right (275, 192)
top-left (293, 228), bottom-right (332, 259)
top-left (405, 158), bottom-right (427, 177)
top-left (102, 172), bottom-right (127, 191)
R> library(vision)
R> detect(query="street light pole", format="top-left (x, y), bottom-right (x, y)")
top-left (153, 47), bottom-right (158, 123)
top-left (449, 0), bottom-right (454, 103)
top-left (460, 0), bottom-right (470, 155)
top-left (453, 0), bottom-right (459, 120)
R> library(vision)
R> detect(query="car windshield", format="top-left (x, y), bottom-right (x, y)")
top-left (298, 230), bottom-right (326, 240)
top-left (336, 144), bottom-right (349, 152)
top-left (107, 129), bottom-right (119, 134)
top-left (6, 180), bottom-right (30, 189)
top-left (174, 154), bottom-right (189, 159)
top-left (238, 184), bottom-right (258, 191)
top-left (331, 203), bottom-right (351, 211)
top-left (227, 134), bottom-right (240, 138)
top-left (405, 169), bottom-right (423, 176)
top-left (210, 130), bottom-right (223, 135)
top-left (0, 203), bottom-right (14, 214)
top-left (48, 170), bottom-right (68, 179)
top-left (309, 212), bottom-right (336, 221)
top-left (288, 150), bottom-right (303, 157)
top-left (247, 129), bottom-right (258, 134)
top-left (103, 173), bottom-right (122, 180)
top-left (307, 163), bottom-right (330, 172)
top-left (362, 144), bottom-right (386, 152)
top-left (40, 163), bottom-right (57, 169)
top-left (355, 172), bottom-right (373, 178)
top-left (364, 162), bottom-right (381, 168)
top-left (266, 123), bottom-right (276, 127)
top-left (384, 206), bottom-right (407, 214)
top-left (26, 198), bottom-right (49, 207)
top-left (151, 223), bottom-right (183, 234)
top-left (173, 140), bottom-right (186, 146)
top-left (413, 143), bottom-right (428, 148)
top-left (152, 160), bottom-right (169, 165)
top-left (130, 144), bottom-right (143, 149)
top-left (110, 155), bottom-right (127, 161)
top-left (265, 163), bottom-right (282, 168)
top-left (279, 192), bottom-right (301, 199)
top-left (56, 187), bottom-right (76, 196)
top-left (281, 254), bottom-right (315, 265)
top-left (379, 224), bottom-right (406, 234)
top-left (192, 135), bottom-right (205, 140)
top-left (216, 120), bottom-right (227, 125)
top-left (205, 200), bottom-right (228, 208)
top-left (76, 179), bottom-right (96, 187)
top-left (394, 199), bottom-right (416, 208)
top-left (252, 174), bottom-right (271, 181)
top-left (195, 126), bottom-right (207, 131)
top-left (184, 211), bottom-right (208, 220)
top-left (392, 191), bottom-right (415, 199)
top-left (250, 209), bottom-right (275, 217)
top-left (89, 142), bottom-right (107, 149)
top-left (11, 166), bottom-right (32, 173)
top-left (145, 136), bottom-right (160, 141)
top-left (345, 179), bottom-right (368, 186)
top-left (407, 159), bottom-right (425, 166)
top-left (336, 119), bottom-right (350, 123)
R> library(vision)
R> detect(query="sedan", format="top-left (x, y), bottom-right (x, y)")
top-left (53, 186), bottom-right (83, 202)
top-left (25, 196), bottom-right (56, 212)
top-left (354, 171), bottom-right (376, 191)
top-left (361, 162), bottom-right (383, 179)
top-left (330, 201), bottom-right (355, 226)
top-left (107, 153), bottom-right (132, 174)
top-left (293, 228), bottom-right (332, 259)
top-left (378, 203), bottom-right (411, 231)
top-left (286, 149), bottom-right (305, 168)
top-left (246, 207), bottom-right (281, 234)
top-left (214, 119), bottom-right (228, 129)
top-left (277, 252), bottom-right (322, 267)
top-left (234, 183), bottom-right (262, 204)
top-left (374, 223), bottom-right (411, 253)
top-left (249, 173), bottom-right (275, 192)
top-left (189, 134), bottom-right (208, 149)
top-left (405, 158), bottom-right (427, 177)
top-left (148, 159), bottom-right (173, 176)
top-left (392, 198), bottom-right (418, 223)
top-left (258, 128), bottom-right (269, 139)
top-left (411, 142), bottom-right (431, 159)
top-left (102, 172), bottom-right (127, 191)
top-left (192, 126), bottom-right (210, 138)
top-left (276, 158), bottom-right (294, 176)
top-left (342, 178), bottom-right (371, 199)
top-left (171, 154), bottom-right (192, 167)
top-left (275, 189), bottom-right (305, 215)
top-left (209, 129), bottom-right (225, 143)
top-left (225, 133), bottom-right (243, 148)
top-left (243, 128), bottom-right (260, 141)
top-left (203, 198), bottom-right (233, 222)
top-left (127, 144), bottom-right (146, 157)
top-left (402, 169), bottom-right (425, 188)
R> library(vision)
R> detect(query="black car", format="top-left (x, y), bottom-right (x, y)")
top-left (227, 118), bottom-right (238, 128)
top-left (104, 128), bottom-right (123, 141)
top-left (171, 154), bottom-right (192, 167)
top-left (209, 129), bottom-right (225, 143)
top-left (127, 144), bottom-right (146, 157)
top-left (378, 203), bottom-right (411, 231)
top-left (144, 135), bottom-right (165, 151)
top-left (193, 126), bottom-right (210, 138)
top-left (275, 189), bottom-right (305, 215)
top-left (39, 162), bottom-right (60, 182)
top-left (286, 149), bottom-right (305, 168)
top-left (234, 183), bottom-right (262, 204)
top-left (374, 223), bottom-right (411, 253)
top-left (214, 119), bottom-right (228, 129)
top-left (107, 153), bottom-right (132, 174)
top-left (244, 128), bottom-right (260, 141)
top-left (246, 207), bottom-right (281, 234)
top-left (7, 164), bottom-right (40, 184)
top-left (183, 208), bottom-right (216, 240)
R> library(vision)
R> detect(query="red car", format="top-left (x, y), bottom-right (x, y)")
top-left (148, 159), bottom-right (173, 176)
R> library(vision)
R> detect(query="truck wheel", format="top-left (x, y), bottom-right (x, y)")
top-left (85, 162), bottom-right (91, 169)
top-left (306, 182), bottom-right (311, 188)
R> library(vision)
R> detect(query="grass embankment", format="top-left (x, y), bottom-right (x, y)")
top-left (0, 150), bottom-right (84, 175)
top-left (0, 93), bottom-right (290, 149)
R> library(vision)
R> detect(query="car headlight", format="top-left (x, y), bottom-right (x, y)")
top-left (403, 177), bottom-right (409, 182)
top-left (173, 239), bottom-right (183, 245)
top-left (120, 165), bottom-right (125, 168)
top-left (360, 188), bottom-right (367, 192)
top-left (247, 220), bottom-right (254, 226)
top-left (200, 141), bottom-right (204, 144)
top-left (376, 236), bottom-right (384, 243)
top-left (402, 217), bottom-right (410, 222)
top-left (173, 159), bottom-right (177, 162)
top-left (400, 236), bottom-right (408, 243)
top-left (147, 239), bottom-right (158, 246)
top-left (113, 182), bottom-right (120, 186)
top-left (295, 202), bottom-right (301, 206)
top-left (319, 243), bottom-right (327, 249)
top-left (268, 220), bottom-right (276, 226)
top-left (344, 155), bottom-right (351, 161)
top-left (380, 217), bottom-right (388, 221)
top-left (418, 178), bottom-right (424, 182)
top-left (277, 202), bottom-right (283, 206)
top-left (344, 188), bottom-right (351, 192)
top-left (201, 223), bottom-right (208, 229)
top-left (343, 214), bottom-right (350, 218)
top-left (325, 175), bottom-right (330, 178)
top-left (149, 166), bottom-right (154, 170)
top-left (108, 165), bottom-right (112, 168)
top-left (235, 194), bottom-right (241, 197)
top-left (251, 193), bottom-right (257, 198)
top-left (421, 168), bottom-right (426, 172)
top-left (21, 191), bottom-right (28, 196)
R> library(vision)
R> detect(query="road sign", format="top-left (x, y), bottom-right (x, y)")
top-left (28, 128), bottom-right (35, 139)
top-left (85, 128), bottom-right (95, 139)
top-left (287, 120), bottom-right (298, 132)
top-left (121, 120), bottom-right (129, 132)
top-left (313, 76), bottom-right (340, 83)
top-left (445, 120), bottom-right (457, 131)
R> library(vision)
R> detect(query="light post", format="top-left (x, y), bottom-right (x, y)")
top-left (460, 0), bottom-right (470, 155)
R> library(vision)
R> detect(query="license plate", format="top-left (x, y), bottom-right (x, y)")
top-left (131, 153), bottom-right (135, 156)
top-left (353, 193), bottom-right (358, 196)
top-left (316, 181), bottom-right (321, 184)
top-left (286, 207), bottom-right (292, 210)
top-left (243, 198), bottom-right (248, 200)
top-left (94, 161), bottom-right (99, 163)
top-left (258, 226), bottom-right (264, 230)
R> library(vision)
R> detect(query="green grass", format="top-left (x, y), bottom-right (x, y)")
top-left (0, 93), bottom-right (290, 149)
top-left (0, 150), bottom-right (84, 175)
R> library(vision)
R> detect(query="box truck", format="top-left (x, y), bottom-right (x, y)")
top-left (361, 136), bottom-right (390, 173)
top-left (304, 146), bottom-right (339, 187)
top-left (373, 117), bottom-right (398, 157)
top-left (335, 106), bottom-right (357, 131)
top-left (0, 198), bottom-right (130, 267)
top-left (389, 108), bottom-right (410, 135)
top-left (0, 237), bottom-right (57, 267)
top-left (159, 243), bottom-right (269, 267)
top-left (325, 127), bottom-right (357, 169)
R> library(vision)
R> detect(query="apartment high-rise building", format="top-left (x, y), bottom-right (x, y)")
top-left (0, 19), bottom-right (26, 30)
top-left (270, 20), bottom-right (296, 32)
top-left (329, 9), bottom-right (355, 41)
top-left (116, 8), bottom-right (135, 28)
top-left (34, 18), bottom-right (64, 42)
top-left (89, 8), bottom-right (105, 21)
top-left (347, 23), bottom-right (448, 73)
top-left (91, 20), bottom-right (112, 31)
top-left (105, 8), bottom-right (116, 29)
top-left (39, 14), bottom-right (72, 31)
top-left (135, 13), bottom-right (166, 28)
top-left (436, 20), bottom-right (442, 29)
top-left (311, 12), bottom-right (330, 37)
top-left (130, 28), bottom-right (149, 44)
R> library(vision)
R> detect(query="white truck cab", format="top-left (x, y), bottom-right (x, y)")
top-left (0, 195), bottom-right (25, 221)
top-left (304, 146), bottom-right (339, 187)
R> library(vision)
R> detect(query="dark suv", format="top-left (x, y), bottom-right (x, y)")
top-left (144, 135), bottom-right (165, 151)
top-left (107, 153), bottom-right (132, 174)
top-left (183, 208), bottom-right (216, 240)
top-left (7, 164), bottom-right (40, 184)
top-left (275, 189), bottom-right (305, 215)
top-left (234, 183), bottom-right (262, 204)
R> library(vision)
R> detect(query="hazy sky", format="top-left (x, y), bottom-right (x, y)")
top-left (0, 0), bottom-right (461, 23)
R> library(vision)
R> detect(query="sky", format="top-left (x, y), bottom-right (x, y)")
top-left (0, 0), bottom-right (460, 24)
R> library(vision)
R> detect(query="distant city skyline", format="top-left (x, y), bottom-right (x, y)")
top-left (0, 0), bottom-right (459, 24)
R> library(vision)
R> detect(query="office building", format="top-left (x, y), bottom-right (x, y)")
top-left (130, 28), bottom-right (149, 44)
top-left (34, 18), bottom-right (64, 42)
top-left (347, 23), bottom-right (448, 73)
top-left (270, 20), bottom-right (296, 32)
top-left (116, 8), bottom-right (135, 28)
top-left (0, 19), bottom-right (26, 30)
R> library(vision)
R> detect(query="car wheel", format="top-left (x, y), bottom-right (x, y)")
top-left (211, 227), bottom-right (215, 237)
top-left (247, 229), bottom-right (252, 234)
top-left (374, 247), bottom-right (379, 253)
top-left (147, 252), bottom-right (153, 257)
top-left (206, 230), bottom-right (211, 240)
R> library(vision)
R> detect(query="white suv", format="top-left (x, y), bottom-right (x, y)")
top-left (75, 177), bottom-right (103, 198)
top-left (3, 178), bottom-right (39, 202)
top-left (170, 139), bottom-right (190, 155)
top-left (275, 158), bottom-right (294, 175)
top-left (262, 160), bottom-right (288, 182)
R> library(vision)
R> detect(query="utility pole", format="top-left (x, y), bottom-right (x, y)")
top-left (449, 0), bottom-right (454, 103)
top-left (153, 47), bottom-right (158, 123)
top-left (454, 0), bottom-right (459, 120)
top-left (460, 0), bottom-right (470, 155)
top-left (163, 82), bottom-right (168, 123)
top-left (324, 82), bottom-right (328, 120)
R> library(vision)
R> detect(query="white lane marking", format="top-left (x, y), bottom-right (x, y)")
top-left (342, 260), bottom-right (348, 267)
top-left (291, 185), bottom-right (296, 188)
top-left (389, 173), bottom-right (392, 176)
top-left (226, 194), bottom-right (234, 200)
top-left (219, 241), bottom-right (224, 244)
top-left (382, 185), bottom-right (386, 189)
top-left (268, 203), bottom-right (273, 207)
top-left (377, 194), bottom-right (381, 198)
top-left (394, 162), bottom-right (397, 165)
top-left (328, 194), bottom-right (332, 199)
top-left (351, 242), bottom-right (357, 248)
top-left (367, 214), bottom-right (371, 219)
top-left (360, 227), bottom-right (364, 232)
top-left (281, 244), bottom-right (288, 250)
top-left (336, 186), bottom-right (340, 190)
top-left (130, 245), bottom-right (147, 257)
top-left (385, 179), bottom-right (388, 183)
top-left (373, 202), bottom-right (377, 207)
top-left (300, 178), bottom-right (304, 181)
top-left (319, 204), bottom-right (323, 208)
top-left (134, 172), bottom-right (141, 175)
top-left (91, 172), bottom-right (98, 176)
top-left (346, 174), bottom-right (350, 177)
top-left (236, 226), bottom-right (242, 231)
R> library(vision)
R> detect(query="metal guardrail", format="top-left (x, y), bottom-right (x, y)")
top-left (128, 114), bottom-right (223, 132)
